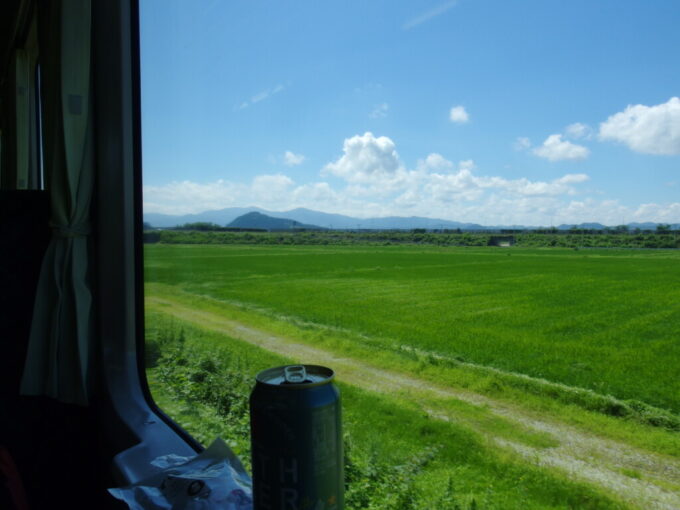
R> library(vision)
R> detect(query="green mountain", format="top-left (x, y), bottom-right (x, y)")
top-left (227, 211), bottom-right (323, 231)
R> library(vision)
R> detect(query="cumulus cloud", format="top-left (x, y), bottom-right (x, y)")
top-left (369, 103), bottom-right (389, 119)
top-left (449, 105), bottom-right (469, 123)
top-left (144, 133), bottom-right (679, 225)
top-left (458, 159), bottom-right (475, 171)
top-left (143, 173), bottom-right (679, 226)
top-left (424, 166), bottom-right (588, 200)
top-left (519, 123), bottom-right (591, 157)
top-left (417, 153), bottom-right (455, 172)
top-left (144, 180), bottom-right (244, 215)
top-left (251, 174), bottom-right (294, 201)
top-left (632, 202), bottom-right (680, 222)
top-left (322, 132), bottom-right (404, 184)
top-left (283, 151), bottom-right (306, 166)
top-left (565, 122), bottom-right (592, 140)
top-left (533, 134), bottom-right (590, 161)
top-left (599, 97), bottom-right (680, 155)
top-left (143, 174), bottom-right (294, 215)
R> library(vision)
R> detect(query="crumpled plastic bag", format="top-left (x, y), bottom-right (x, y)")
top-left (108, 438), bottom-right (252, 510)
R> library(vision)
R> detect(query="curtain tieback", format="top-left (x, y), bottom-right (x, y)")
top-left (50, 221), bottom-right (91, 238)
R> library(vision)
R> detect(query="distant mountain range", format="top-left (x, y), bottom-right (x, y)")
top-left (144, 206), bottom-right (679, 231)
top-left (145, 207), bottom-right (490, 230)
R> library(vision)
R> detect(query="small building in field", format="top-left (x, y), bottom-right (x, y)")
top-left (488, 235), bottom-right (516, 247)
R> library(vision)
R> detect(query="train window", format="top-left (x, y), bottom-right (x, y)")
top-left (139, 1), bottom-right (680, 507)
top-left (33, 61), bottom-right (43, 189)
top-left (0, 14), bottom-right (40, 191)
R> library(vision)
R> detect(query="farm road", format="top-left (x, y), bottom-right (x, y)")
top-left (148, 295), bottom-right (680, 510)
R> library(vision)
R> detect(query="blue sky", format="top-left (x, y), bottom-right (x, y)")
top-left (140, 0), bottom-right (680, 226)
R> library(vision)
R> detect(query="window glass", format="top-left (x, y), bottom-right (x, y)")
top-left (31, 61), bottom-right (44, 190)
top-left (140, 2), bottom-right (680, 507)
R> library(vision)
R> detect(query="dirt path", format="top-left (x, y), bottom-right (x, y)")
top-left (148, 296), bottom-right (680, 509)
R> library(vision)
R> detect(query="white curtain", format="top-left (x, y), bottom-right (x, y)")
top-left (20, 0), bottom-right (95, 405)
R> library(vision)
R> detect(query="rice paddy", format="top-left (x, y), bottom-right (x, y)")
top-left (145, 244), bottom-right (680, 413)
top-left (144, 243), bottom-right (680, 509)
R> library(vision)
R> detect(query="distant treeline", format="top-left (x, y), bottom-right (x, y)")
top-left (143, 221), bottom-right (266, 232)
top-left (143, 228), bottom-right (680, 249)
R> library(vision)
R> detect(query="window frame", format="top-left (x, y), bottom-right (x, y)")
top-left (93, 0), bottom-right (202, 485)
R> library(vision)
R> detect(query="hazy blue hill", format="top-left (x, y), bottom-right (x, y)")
top-left (628, 222), bottom-right (658, 230)
top-left (264, 208), bottom-right (359, 229)
top-left (628, 222), bottom-right (679, 230)
top-left (361, 216), bottom-right (485, 230)
top-left (143, 207), bottom-right (678, 231)
top-left (144, 207), bottom-right (490, 230)
top-left (227, 212), bottom-right (323, 231)
top-left (267, 209), bottom-right (483, 230)
top-left (557, 222), bottom-right (607, 230)
top-left (145, 207), bottom-right (264, 228)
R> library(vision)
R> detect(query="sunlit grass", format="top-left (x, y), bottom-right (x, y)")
top-left (145, 244), bottom-right (680, 413)
top-left (146, 287), bottom-right (680, 459)
top-left (145, 311), bottom-right (626, 509)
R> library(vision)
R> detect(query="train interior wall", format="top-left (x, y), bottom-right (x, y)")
top-left (0, 190), bottom-right (121, 509)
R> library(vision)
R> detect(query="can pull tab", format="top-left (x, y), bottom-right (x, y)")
top-left (284, 365), bottom-right (307, 384)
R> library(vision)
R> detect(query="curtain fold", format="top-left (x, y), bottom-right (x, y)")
top-left (20, 0), bottom-right (95, 405)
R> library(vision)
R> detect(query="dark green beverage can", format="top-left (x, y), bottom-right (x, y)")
top-left (250, 365), bottom-right (343, 510)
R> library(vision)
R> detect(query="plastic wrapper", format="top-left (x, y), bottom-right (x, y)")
top-left (108, 438), bottom-right (252, 510)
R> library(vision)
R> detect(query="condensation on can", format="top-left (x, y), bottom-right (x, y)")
top-left (250, 365), bottom-right (343, 510)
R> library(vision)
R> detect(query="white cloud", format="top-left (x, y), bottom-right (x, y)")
top-left (449, 105), bottom-right (469, 124)
top-left (519, 124), bottom-right (590, 156)
top-left (143, 179), bottom-right (244, 215)
top-left (403, 0), bottom-right (458, 30)
top-left (424, 168), bottom-right (484, 202)
top-left (251, 91), bottom-right (269, 104)
top-left (235, 83), bottom-right (285, 110)
top-left (558, 199), bottom-right (680, 226)
top-left (143, 174), bottom-right (294, 215)
top-left (283, 151), bottom-right (306, 166)
top-left (251, 174), bottom-right (294, 201)
top-left (369, 103), bottom-right (389, 119)
top-left (143, 134), bottom-right (679, 225)
top-left (424, 166), bottom-right (588, 199)
top-left (533, 134), bottom-right (590, 161)
top-left (322, 132), bottom-right (404, 184)
top-left (632, 202), bottom-right (680, 222)
top-left (143, 173), bottom-right (679, 226)
top-left (411, 152), bottom-right (589, 207)
top-left (565, 122), bottom-right (592, 140)
top-left (417, 153), bottom-right (455, 172)
top-left (458, 159), bottom-right (475, 171)
top-left (514, 137), bottom-right (531, 151)
top-left (599, 97), bottom-right (680, 155)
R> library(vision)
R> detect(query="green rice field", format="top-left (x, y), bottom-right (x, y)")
top-left (145, 244), bottom-right (680, 413)
top-left (144, 243), bottom-right (680, 509)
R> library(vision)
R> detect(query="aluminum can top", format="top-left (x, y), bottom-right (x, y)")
top-left (255, 364), bottom-right (334, 388)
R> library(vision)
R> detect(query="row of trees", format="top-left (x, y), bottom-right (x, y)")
top-left (143, 229), bottom-right (680, 249)
top-left (143, 221), bottom-right (265, 232)
top-left (146, 221), bottom-right (678, 235)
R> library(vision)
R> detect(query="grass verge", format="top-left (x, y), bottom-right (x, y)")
top-left (145, 310), bottom-right (626, 509)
